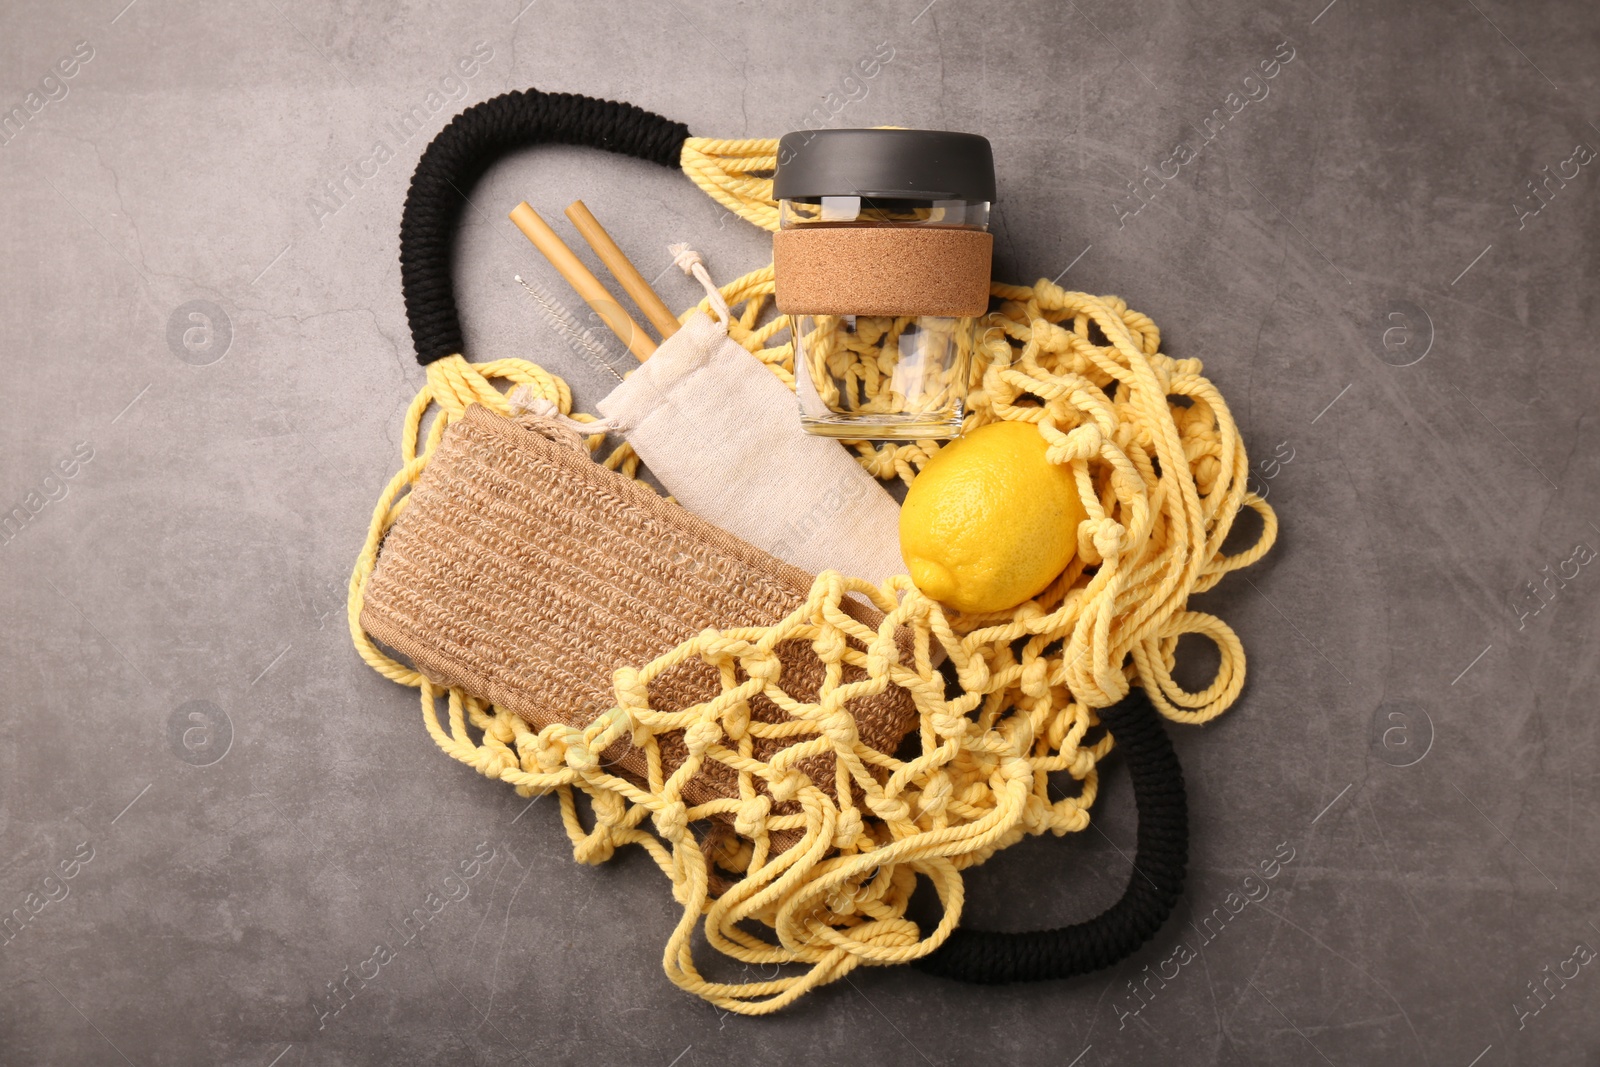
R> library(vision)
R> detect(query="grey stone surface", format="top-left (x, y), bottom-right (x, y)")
top-left (2, 0), bottom-right (1598, 1063)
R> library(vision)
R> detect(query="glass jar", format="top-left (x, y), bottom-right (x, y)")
top-left (772, 128), bottom-right (995, 440)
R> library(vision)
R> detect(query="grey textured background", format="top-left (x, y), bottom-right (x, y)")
top-left (2, 0), bottom-right (1598, 1063)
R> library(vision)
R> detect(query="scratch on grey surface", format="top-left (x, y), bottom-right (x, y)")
top-left (1297, 1010), bottom-right (1405, 1036)
top-left (842, 975), bottom-right (937, 1066)
top-left (1310, 383), bottom-right (1353, 425)
top-left (400, 973), bottom-right (505, 1067)
top-left (1553, 410), bottom-right (1589, 493)
top-left (1244, 218), bottom-right (1295, 427)
top-left (1241, 574), bottom-right (1353, 685)
top-left (1249, 980), bottom-right (1336, 1066)
top-left (1129, 1002), bottom-right (1174, 1046)
top-left (1226, 897), bottom-right (1294, 1024)
top-left (441, 1020), bottom-right (489, 1063)
top-left (1358, 792), bottom-right (1426, 927)
top-left (1461, 0), bottom-right (1560, 91)
top-left (979, 24), bottom-right (986, 131)
top-left (158, 792), bottom-right (290, 874)
top-left (295, 432), bottom-right (363, 492)
top-left (44, 575), bottom-right (156, 689)
top-left (356, 305), bottom-right (408, 377)
top-left (239, 304), bottom-right (382, 331)
top-left (1242, 174), bottom-right (1351, 286)
top-left (433, 967), bottom-right (534, 1066)
top-left (1450, 780), bottom-right (1559, 891)
top-left (411, 853), bottom-right (535, 1060)
top-left (1196, 943), bottom-right (1243, 1059)
top-left (264, 796), bottom-right (334, 875)
top-left (1209, 866), bottom-right (1535, 889)
top-left (1450, 642), bottom-right (1493, 686)
top-left (1564, 767), bottom-right (1573, 888)
top-left (110, 383), bottom-right (152, 425)
top-left (1224, 817), bottom-right (1353, 1040)
top-left (1412, 278), bottom-right (1549, 337)
top-left (48, 130), bottom-right (220, 298)
top-left (1252, 901), bottom-right (1429, 1065)
top-left (1077, 969), bottom-right (1128, 1049)
top-left (477, 849), bottom-right (537, 1025)
top-left (1450, 383), bottom-right (1559, 489)
top-left (1312, 783), bottom-right (1355, 825)
top-left (42, 173), bottom-right (151, 288)
top-left (658, 0), bottom-right (738, 69)
top-left (1240, 62), bottom-right (1325, 424)
top-left (1050, 242), bottom-right (1093, 284)
top-left (738, 58), bottom-right (749, 137)
top-left (109, 782), bottom-right (152, 826)
top-left (464, 842), bottom-right (515, 955)
top-left (86, 135), bottom-right (156, 287)
top-left (995, 208), bottom-right (1020, 277)
top-left (1066, 0), bottom-right (1161, 93)
top-left (41, 974), bottom-right (138, 1067)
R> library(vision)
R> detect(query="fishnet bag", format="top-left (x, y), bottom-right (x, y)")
top-left (349, 88), bottom-right (1277, 1014)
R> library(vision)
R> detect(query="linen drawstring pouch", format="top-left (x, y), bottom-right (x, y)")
top-left (568, 284), bottom-right (906, 587)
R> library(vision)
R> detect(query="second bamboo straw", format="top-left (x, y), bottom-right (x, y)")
top-left (564, 200), bottom-right (681, 341)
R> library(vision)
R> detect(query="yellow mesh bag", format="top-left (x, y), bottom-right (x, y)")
top-left (350, 94), bottom-right (1276, 1014)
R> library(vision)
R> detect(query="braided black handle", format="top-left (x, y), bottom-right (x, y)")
top-left (916, 690), bottom-right (1189, 983)
top-left (399, 88), bottom-right (690, 365)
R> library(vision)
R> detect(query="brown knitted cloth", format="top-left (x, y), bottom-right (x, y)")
top-left (361, 403), bottom-right (918, 829)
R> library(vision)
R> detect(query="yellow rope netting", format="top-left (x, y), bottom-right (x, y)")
top-left (348, 137), bottom-right (1277, 1015)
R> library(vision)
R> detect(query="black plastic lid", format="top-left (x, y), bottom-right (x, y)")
top-left (773, 128), bottom-right (996, 202)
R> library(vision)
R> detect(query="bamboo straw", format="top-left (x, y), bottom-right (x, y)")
top-left (564, 200), bottom-right (681, 340)
top-left (508, 202), bottom-right (656, 361)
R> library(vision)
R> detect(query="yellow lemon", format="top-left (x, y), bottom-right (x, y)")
top-left (900, 421), bottom-right (1088, 613)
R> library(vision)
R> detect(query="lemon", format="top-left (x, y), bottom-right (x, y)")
top-left (900, 421), bottom-right (1088, 613)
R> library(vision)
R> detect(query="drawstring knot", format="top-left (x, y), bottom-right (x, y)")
top-left (668, 243), bottom-right (731, 326)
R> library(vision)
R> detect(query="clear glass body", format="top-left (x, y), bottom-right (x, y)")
top-left (791, 312), bottom-right (977, 440)
top-left (781, 196), bottom-right (990, 441)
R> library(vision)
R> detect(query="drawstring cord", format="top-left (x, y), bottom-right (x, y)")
top-left (669, 243), bottom-right (731, 326)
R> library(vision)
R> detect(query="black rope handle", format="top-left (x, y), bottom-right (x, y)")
top-left (916, 689), bottom-right (1189, 983)
top-left (399, 88), bottom-right (690, 365)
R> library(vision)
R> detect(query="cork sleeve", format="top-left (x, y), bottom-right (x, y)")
top-left (773, 226), bottom-right (993, 318)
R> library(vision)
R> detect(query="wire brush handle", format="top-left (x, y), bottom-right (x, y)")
top-left (399, 88), bottom-right (691, 366)
top-left (915, 689), bottom-right (1189, 983)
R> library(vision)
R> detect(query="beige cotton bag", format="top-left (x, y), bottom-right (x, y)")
top-left (531, 254), bottom-right (908, 589)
